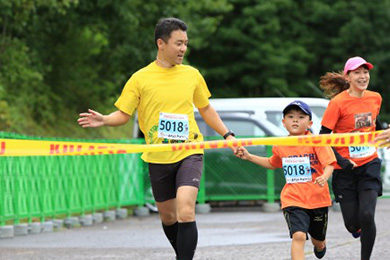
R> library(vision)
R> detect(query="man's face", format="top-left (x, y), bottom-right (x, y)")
top-left (159, 30), bottom-right (188, 65)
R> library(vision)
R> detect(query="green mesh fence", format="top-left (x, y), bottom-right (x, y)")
top-left (201, 136), bottom-right (284, 202)
top-left (0, 132), bottom-right (283, 226)
top-left (0, 132), bottom-right (147, 226)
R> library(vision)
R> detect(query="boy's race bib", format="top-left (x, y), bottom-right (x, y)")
top-left (282, 157), bottom-right (312, 184)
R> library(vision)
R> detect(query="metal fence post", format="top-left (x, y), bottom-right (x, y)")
top-left (266, 146), bottom-right (275, 204)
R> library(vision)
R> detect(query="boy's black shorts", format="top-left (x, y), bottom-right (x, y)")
top-left (332, 157), bottom-right (382, 203)
top-left (148, 154), bottom-right (203, 202)
top-left (283, 206), bottom-right (328, 241)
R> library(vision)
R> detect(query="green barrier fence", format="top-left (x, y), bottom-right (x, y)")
top-left (200, 138), bottom-right (284, 202)
top-left (0, 132), bottom-right (147, 226)
top-left (0, 132), bottom-right (283, 226)
top-left (7, 133), bottom-right (389, 226)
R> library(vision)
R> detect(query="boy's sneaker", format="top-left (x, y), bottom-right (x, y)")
top-left (352, 229), bottom-right (361, 238)
top-left (313, 246), bottom-right (326, 259)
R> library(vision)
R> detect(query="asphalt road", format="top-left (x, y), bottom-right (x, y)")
top-left (1, 199), bottom-right (390, 260)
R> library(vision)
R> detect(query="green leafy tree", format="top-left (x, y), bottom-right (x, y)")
top-left (2, 0), bottom-right (390, 137)
top-left (0, 0), bottom-right (232, 137)
top-left (0, 0), bottom-right (78, 134)
top-left (189, 0), bottom-right (390, 122)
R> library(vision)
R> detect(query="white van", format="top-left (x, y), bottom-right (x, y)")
top-left (195, 111), bottom-right (285, 137)
top-left (208, 97), bottom-right (330, 135)
top-left (132, 96), bottom-right (390, 192)
top-left (206, 97), bottom-right (390, 192)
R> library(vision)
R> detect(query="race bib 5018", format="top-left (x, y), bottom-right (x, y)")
top-left (158, 112), bottom-right (189, 140)
top-left (282, 157), bottom-right (312, 184)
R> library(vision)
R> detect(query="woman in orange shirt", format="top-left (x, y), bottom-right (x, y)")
top-left (319, 56), bottom-right (385, 260)
top-left (236, 100), bottom-right (336, 260)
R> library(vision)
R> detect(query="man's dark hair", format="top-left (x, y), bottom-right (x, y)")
top-left (154, 18), bottom-right (187, 47)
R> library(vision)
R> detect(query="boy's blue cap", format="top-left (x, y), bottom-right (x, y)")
top-left (283, 100), bottom-right (312, 119)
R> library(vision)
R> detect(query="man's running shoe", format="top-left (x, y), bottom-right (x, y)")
top-left (352, 229), bottom-right (361, 238)
top-left (313, 245), bottom-right (326, 259)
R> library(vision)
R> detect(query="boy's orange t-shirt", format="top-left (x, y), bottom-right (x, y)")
top-left (321, 90), bottom-right (382, 168)
top-left (268, 133), bottom-right (336, 209)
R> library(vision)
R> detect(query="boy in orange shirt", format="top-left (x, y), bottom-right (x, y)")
top-left (236, 100), bottom-right (336, 260)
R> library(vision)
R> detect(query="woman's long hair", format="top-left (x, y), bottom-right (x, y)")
top-left (319, 71), bottom-right (349, 99)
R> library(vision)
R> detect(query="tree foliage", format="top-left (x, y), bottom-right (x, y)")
top-left (191, 0), bottom-right (390, 103)
top-left (1, 0), bottom-right (390, 138)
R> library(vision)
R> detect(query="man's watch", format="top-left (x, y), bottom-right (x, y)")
top-left (223, 130), bottom-right (235, 139)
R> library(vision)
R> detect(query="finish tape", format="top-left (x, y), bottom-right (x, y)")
top-left (0, 131), bottom-right (383, 157)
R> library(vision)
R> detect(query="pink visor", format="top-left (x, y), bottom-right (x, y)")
top-left (343, 56), bottom-right (373, 75)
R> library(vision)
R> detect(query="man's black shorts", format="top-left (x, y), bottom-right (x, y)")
top-left (148, 154), bottom-right (203, 202)
top-left (283, 206), bottom-right (328, 241)
top-left (332, 157), bottom-right (382, 203)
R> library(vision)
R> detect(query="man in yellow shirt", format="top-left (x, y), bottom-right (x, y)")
top-left (78, 17), bottom-right (236, 260)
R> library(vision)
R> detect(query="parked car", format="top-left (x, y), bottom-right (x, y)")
top-left (205, 97), bottom-right (390, 193)
top-left (132, 97), bottom-right (390, 193)
top-left (207, 97), bottom-right (330, 134)
top-left (132, 97), bottom-right (328, 138)
top-left (195, 111), bottom-right (285, 137)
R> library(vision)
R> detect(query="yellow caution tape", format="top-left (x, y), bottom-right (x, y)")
top-left (0, 131), bottom-right (383, 157)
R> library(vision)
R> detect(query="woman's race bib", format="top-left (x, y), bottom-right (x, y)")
top-left (348, 146), bottom-right (376, 158)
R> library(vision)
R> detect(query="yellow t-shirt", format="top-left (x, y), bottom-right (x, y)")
top-left (115, 61), bottom-right (211, 163)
